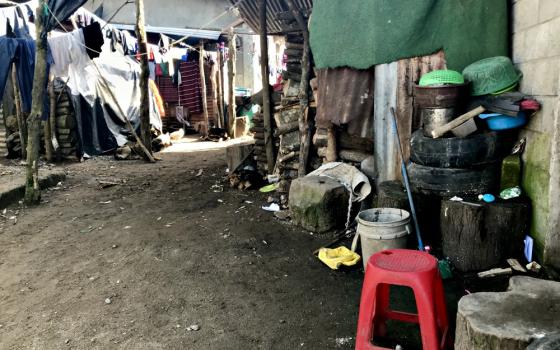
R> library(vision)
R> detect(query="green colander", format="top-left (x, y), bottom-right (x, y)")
top-left (419, 70), bottom-right (465, 86)
top-left (462, 56), bottom-right (522, 96)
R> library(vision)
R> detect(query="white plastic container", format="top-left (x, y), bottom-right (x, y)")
top-left (356, 208), bottom-right (411, 270)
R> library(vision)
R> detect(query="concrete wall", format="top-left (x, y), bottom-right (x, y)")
top-left (512, 0), bottom-right (560, 266)
top-left (84, 0), bottom-right (238, 30)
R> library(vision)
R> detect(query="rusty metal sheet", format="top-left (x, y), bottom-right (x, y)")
top-left (315, 67), bottom-right (375, 138)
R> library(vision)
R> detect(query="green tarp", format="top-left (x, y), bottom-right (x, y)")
top-left (309, 0), bottom-right (509, 71)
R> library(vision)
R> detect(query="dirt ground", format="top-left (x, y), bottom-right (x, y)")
top-left (0, 137), bottom-right (365, 349)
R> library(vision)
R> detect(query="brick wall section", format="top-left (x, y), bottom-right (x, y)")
top-left (512, 0), bottom-right (560, 258)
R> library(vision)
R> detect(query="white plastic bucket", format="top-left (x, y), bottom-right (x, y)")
top-left (355, 208), bottom-right (411, 270)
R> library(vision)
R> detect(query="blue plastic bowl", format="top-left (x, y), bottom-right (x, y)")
top-left (478, 112), bottom-right (527, 130)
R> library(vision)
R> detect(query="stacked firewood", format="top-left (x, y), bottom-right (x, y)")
top-left (274, 105), bottom-right (300, 182)
top-left (313, 128), bottom-right (374, 168)
top-left (281, 34), bottom-right (304, 107)
top-left (53, 83), bottom-right (78, 159)
top-left (250, 111), bottom-right (278, 174)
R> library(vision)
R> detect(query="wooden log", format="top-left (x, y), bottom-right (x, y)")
top-left (326, 125), bottom-right (337, 162)
top-left (275, 120), bottom-right (299, 137)
top-left (455, 277), bottom-right (560, 350)
top-left (339, 132), bottom-right (374, 153)
top-left (339, 149), bottom-right (370, 163)
top-left (250, 126), bottom-right (265, 133)
top-left (253, 132), bottom-right (264, 139)
top-left (440, 198), bottom-right (530, 272)
top-left (285, 48), bottom-right (303, 57)
top-left (376, 180), bottom-right (409, 210)
top-left (317, 146), bottom-right (326, 158)
top-left (279, 151), bottom-right (298, 163)
top-left (199, 42), bottom-right (209, 137)
top-left (286, 42), bottom-right (304, 50)
top-left (226, 142), bottom-right (253, 172)
top-left (313, 131), bottom-right (327, 147)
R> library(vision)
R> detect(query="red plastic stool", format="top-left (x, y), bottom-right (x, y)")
top-left (355, 249), bottom-right (450, 350)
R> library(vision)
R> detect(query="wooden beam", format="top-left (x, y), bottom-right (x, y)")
top-left (216, 45), bottom-right (224, 129)
top-left (25, 1), bottom-right (48, 204)
top-left (259, 0), bottom-right (275, 174)
top-left (199, 41), bottom-right (209, 138)
top-left (135, 0), bottom-right (153, 157)
top-left (227, 28), bottom-right (236, 137)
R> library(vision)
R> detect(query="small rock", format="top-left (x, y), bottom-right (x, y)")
top-left (112, 244), bottom-right (118, 249)
top-left (187, 324), bottom-right (200, 331)
top-left (105, 298), bottom-right (112, 304)
top-left (65, 339), bottom-right (70, 344)
top-left (279, 319), bottom-right (285, 324)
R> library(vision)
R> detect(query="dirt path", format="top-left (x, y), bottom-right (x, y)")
top-left (0, 140), bottom-right (362, 349)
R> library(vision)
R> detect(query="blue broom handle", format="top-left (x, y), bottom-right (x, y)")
top-left (390, 108), bottom-right (425, 251)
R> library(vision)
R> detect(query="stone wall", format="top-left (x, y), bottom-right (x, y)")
top-left (512, 0), bottom-right (560, 265)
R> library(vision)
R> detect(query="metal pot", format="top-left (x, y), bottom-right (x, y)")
top-left (421, 108), bottom-right (456, 136)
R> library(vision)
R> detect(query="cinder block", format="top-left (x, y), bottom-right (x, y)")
top-left (539, 0), bottom-right (560, 22)
top-left (512, 32), bottom-right (527, 63)
top-left (513, 0), bottom-right (540, 32)
top-left (517, 59), bottom-right (560, 96)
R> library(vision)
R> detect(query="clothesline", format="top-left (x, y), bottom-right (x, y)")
top-left (45, 0), bottom-right (248, 59)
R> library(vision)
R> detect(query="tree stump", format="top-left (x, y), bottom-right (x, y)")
top-left (455, 276), bottom-right (560, 350)
top-left (440, 198), bottom-right (530, 272)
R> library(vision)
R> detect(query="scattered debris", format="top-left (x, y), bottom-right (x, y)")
top-left (98, 180), bottom-right (120, 189)
top-left (334, 337), bottom-right (353, 347)
top-left (477, 267), bottom-right (513, 278)
top-left (507, 258), bottom-right (527, 272)
top-left (104, 298), bottom-right (112, 304)
top-left (99, 201), bottom-right (112, 204)
top-left (186, 324), bottom-right (200, 331)
top-left (262, 203), bottom-right (280, 212)
top-left (526, 261), bottom-right (542, 273)
top-left (196, 169), bottom-right (204, 177)
top-left (274, 211), bottom-right (291, 221)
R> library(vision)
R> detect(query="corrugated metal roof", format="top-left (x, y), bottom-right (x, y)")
top-left (112, 24), bottom-right (222, 40)
top-left (230, 0), bottom-right (312, 34)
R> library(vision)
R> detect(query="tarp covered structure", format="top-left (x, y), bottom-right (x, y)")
top-left (309, 0), bottom-right (509, 71)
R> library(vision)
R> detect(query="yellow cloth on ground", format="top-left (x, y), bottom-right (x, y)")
top-left (318, 246), bottom-right (361, 270)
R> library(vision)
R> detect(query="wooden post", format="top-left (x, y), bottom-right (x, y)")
top-left (199, 41), bottom-right (209, 138)
top-left (216, 45), bottom-right (224, 129)
top-left (11, 63), bottom-right (26, 159)
top-left (227, 28), bottom-right (237, 138)
top-left (326, 124), bottom-right (337, 162)
top-left (285, 0), bottom-right (311, 177)
top-left (135, 0), bottom-right (153, 157)
top-left (44, 75), bottom-right (55, 162)
top-left (25, 2), bottom-right (48, 204)
top-left (259, 0), bottom-right (275, 174)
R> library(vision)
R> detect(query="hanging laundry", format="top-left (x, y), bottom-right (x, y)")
top-left (82, 21), bottom-right (104, 59)
top-left (149, 79), bottom-right (165, 117)
top-left (48, 29), bottom-right (89, 77)
top-left (177, 61), bottom-right (202, 114)
top-left (148, 62), bottom-right (156, 80)
top-left (0, 37), bottom-right (36, 113)
top-left (156, 75), bottom-right (178, 103)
